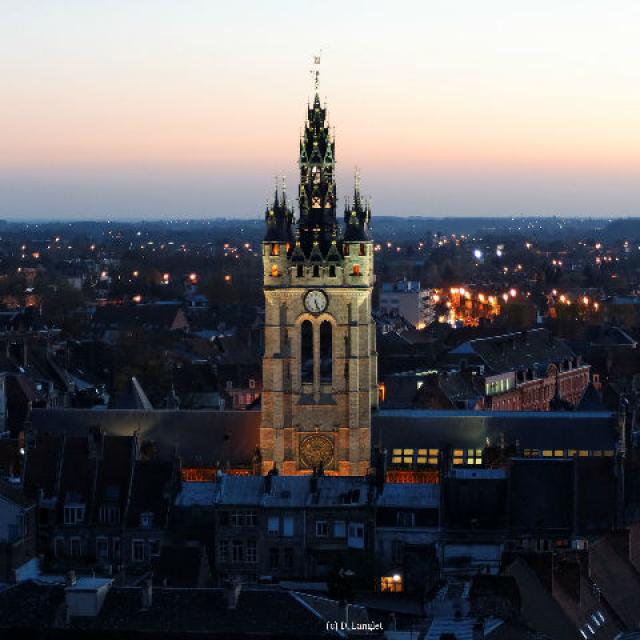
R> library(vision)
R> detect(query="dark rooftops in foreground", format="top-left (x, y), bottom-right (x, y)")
top-left (0, 580), bottom-right (349, 638)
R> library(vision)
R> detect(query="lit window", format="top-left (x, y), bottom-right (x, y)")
top-left (554, 450), bottom-right (564, 457)
top-left (603, 450), bottom-right (614, 457)
top-left (271, 243), bottom-right (279, 256)
top-left (271, 264), bottom-right (279, 277)
top-left (392, 456), bottom-right (402, 464)
top-left (418, 449), bottom-right (427, 456)
top-left (352, 264), bottom-right (360, 276)
top-left (454, 449), bottom-right (464, 457)
top-left (542, 450), bottom-right (553, 457)
top-left (392, 449), bottom-right (402, 455)
top-left (579, 450), bottom-right (589, 457)
top-left (380, 575), bottom-right (403, 593)
top-left (453, 457), bottom-right (464, 465)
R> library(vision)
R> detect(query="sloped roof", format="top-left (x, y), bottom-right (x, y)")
top-left (450, 328), bottom-right (576, 374)
top-left (589, 535), bottom-right (640, 629)
top-left (91, 587), bottom-right (329, 635)
top-left (373, 410), bottom-right (618, 453)
top-left (0, 581), bottom-right (65, 631)
top-left (31, 408), bottom-right (260, 467)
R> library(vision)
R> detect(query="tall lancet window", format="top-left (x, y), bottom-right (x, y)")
top-left (301, 320), bottom-right (314, 384)
top-left (320, 321), bottom-right (332, 383)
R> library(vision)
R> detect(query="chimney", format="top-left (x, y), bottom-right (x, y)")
top-left (140, 575), bottom-right (153, 610)
top-left (264, 472), bottom-right (273, 495)
top-left (225, 576), bottom-right (242, 609)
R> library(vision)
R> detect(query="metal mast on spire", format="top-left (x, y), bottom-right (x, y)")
top-left (310, 52), bottom-right (321, 93)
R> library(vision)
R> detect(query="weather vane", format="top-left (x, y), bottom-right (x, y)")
top-left (310, 52), bottom-right (322, 92)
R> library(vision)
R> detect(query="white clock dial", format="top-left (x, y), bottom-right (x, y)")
top-left (304, 289), bottom-right (328, 313)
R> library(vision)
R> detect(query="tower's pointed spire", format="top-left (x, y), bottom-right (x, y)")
top-left (343, 167), bottom-right (371, 242)
top-left (298, 52), bottom-right (337, 257)
top-left (354, 166), bottom-right (361, 209)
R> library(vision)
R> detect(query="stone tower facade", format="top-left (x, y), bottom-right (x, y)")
top-left (259, 67), bottom-right (378, 476)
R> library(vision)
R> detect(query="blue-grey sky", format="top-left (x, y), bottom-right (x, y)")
top-left (2, 0), bottom-right (640, 219)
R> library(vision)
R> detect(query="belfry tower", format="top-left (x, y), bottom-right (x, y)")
top-left (260, 58), bottom-right (378, 476)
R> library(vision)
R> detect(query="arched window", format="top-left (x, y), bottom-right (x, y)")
top-left (296, 265), bottom-right (303, 278)
top-left (313, 265), bottom-right (320, 277)
top-left (320, 321), bottom-right (332, 383)
top-left (271, 243), bottom-right (279, 256)
top-left (271, 264), bottom-right (279, 277)
top-left (300, 320), bottom-right (313, 384)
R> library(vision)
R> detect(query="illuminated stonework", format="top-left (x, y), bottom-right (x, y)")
top-left (259, 64), bottom-right (377, 476)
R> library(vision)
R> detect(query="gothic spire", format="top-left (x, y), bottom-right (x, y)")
top-left (296, 53), bottom-right (337, 257)
top-left (343, 167), bottom-right (371, 242)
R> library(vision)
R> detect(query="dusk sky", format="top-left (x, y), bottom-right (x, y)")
top-left (2, 1), bottom-right (640, 219)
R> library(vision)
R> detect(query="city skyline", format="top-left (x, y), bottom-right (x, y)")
top-left (2, 0), bottom-right (640, 219)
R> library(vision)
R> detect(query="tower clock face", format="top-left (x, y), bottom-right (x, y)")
top-left (304, 289), bottom-right (328, 313)
top-left (300, 435), bottom-right (334, 469)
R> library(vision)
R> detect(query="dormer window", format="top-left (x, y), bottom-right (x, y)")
top-left (359, 243), bottom-right (366, 256)
top-left (271, 243), bottom-right (279, 256)
top-left (344, 244), bottom-right (350, 256)
top-left (140, 512), bottom-right (154, 528)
